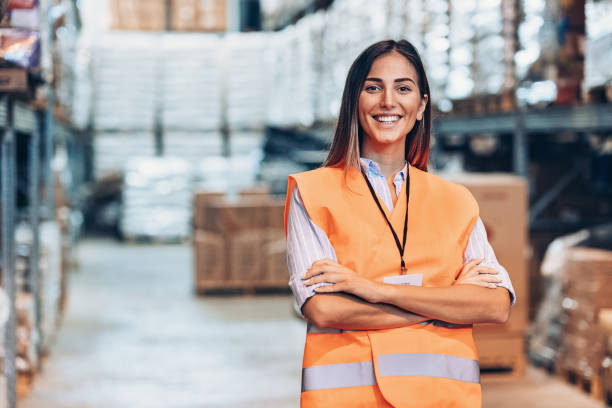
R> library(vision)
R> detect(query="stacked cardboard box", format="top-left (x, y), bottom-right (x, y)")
top-left (109, 0), bottom-right (167, 31)
top-left (170, 0), bottom-right (227, 32)
top-left (441, 172), bottom-right (528, 376)
top-left (557, 247), bottom-right (612, 379)
top-left (601, 310), bottom-right (612, 404)
top-left (192, 189), bottom-right (287, 292)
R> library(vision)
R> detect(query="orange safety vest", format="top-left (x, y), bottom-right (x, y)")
top-left (284, 163), bottom-right (481, 408)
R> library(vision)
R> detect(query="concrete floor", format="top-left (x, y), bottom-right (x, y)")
top-left (20, 239), bottom-right (606, 408)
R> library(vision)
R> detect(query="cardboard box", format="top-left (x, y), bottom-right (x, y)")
top-left (226, 230), bottom-right (264, 281)
top-left (204, 198), bottom-right (285, 233)
top-left (239, 185), bottom-right (271, 197)
top-left (474, 330), bottom-right (526, 376)
top-left (440, 173), bottom-right (529, 333)
top-left (171, 0), bottom-right (227, 32)
top-left (557, 247), bottom-right (612, 377)
top-left (193, 230), bottom-right (226, 287)
top-left (193, 191), bottom-right (225, 230)
top-left (0, 68), bottom-right (27, 93)
top-left (109, 0), bottom-right (166, 31)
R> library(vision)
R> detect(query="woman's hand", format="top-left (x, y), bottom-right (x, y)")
top-left (455, 258), bottom-right (502, 288)
top-left (302, 259), bottom-right (383, 303)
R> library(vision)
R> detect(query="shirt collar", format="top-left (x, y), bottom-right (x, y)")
top-left (359, 157), bottom-right (407, 182)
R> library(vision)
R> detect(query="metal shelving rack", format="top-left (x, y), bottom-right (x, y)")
top-left (0, 96), bottom-right (46, 408)
top-left (433, 103), bottom-right (612, 230)
top-left (0, 2), bottom-right (83, 405)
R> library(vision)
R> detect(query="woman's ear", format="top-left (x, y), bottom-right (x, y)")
top-left (416, 94), bottom-right (429, 121)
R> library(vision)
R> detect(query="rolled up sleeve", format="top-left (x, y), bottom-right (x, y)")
top-left (463, 217), bottom-right (516, 306)
top-left (286, 185), bottom-right (336, 313)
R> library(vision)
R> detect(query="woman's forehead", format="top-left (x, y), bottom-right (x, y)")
top-left (367, 52), bottom-right (418, 80)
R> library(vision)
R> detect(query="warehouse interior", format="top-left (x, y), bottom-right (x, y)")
top-left (0, 0), bottom-right (611, 407)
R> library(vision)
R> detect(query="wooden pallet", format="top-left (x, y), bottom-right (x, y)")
top-left (122, 235), bottom-right (189, 245)
top-left (475, 330), bottom-right (526, 381)
top-left (195, 280), bottom-right (291, 296)
top-left (480, 353), bottom-right (527, 381)
top-left (557, 367), bottom-right (603, 401)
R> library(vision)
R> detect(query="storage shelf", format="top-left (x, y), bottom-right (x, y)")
top-left (434, 104), bottom-right (612, 135)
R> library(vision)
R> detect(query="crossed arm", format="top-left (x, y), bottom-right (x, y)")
top-left (301, 258), bottom-right (511, 331)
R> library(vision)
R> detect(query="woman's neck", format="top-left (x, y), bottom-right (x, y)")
top-left (361, 139), bottom-right (406, 179)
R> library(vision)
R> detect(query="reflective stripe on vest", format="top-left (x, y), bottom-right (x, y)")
top-left (302, 361), bottom-right (376, 391)
top-left (302, 353), bottom-right (479, 392)
top-left (378, 353), bottom-right (480, 383)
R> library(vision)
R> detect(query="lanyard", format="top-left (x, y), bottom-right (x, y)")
top-left (361, 168), bottom-right (410, 274)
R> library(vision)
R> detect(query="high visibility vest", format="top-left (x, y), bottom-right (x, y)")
top-left (284, 164), bottom-right (481, 408)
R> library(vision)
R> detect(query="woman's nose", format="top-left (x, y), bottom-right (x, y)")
top-left (380, 88), bottom-right (395, 109)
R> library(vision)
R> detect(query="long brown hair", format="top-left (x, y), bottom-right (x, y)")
top-left (323, 39), bottom-right (431, 172)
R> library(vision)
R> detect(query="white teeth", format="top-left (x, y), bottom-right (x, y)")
top-left (375, 115), bottom-right (401, 123)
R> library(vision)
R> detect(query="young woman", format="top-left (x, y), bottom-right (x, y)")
top-left (284, 40), bottom-right (515, 407)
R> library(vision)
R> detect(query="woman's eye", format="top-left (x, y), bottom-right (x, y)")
top-left (364, 85), bottom-right (380, 92)
top-left (398, 86), bottom-right (411, 92)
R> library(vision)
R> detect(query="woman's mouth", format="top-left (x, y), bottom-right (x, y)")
top-left (373, 114), bottom-right (403, 124)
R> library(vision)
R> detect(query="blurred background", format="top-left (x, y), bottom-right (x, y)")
top-left (0, 0), bottom-right (611, 407)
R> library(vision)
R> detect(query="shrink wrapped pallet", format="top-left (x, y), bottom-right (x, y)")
top-left (93, 132), bottom-right (156, 179)
top-left (161, 34), bottom-right (222, 131)
top-left (121, 157), bottom-right (193, 241)
top-left (584, 0), bottom-right (612, 91)
top-left (91, 33), bottom-right (160, 131)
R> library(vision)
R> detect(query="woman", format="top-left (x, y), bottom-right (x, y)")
top-left (284, 40), bottom-right (515, 408)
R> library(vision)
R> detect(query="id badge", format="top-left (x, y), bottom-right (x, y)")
top-left (383, 273), bottom-right (423, 286)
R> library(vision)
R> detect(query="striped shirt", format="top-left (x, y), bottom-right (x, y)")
top-left (286, 158), bottom-right (516, 313)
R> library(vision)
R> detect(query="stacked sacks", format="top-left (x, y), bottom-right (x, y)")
top-left (121, 157), bottom-right (193, 241)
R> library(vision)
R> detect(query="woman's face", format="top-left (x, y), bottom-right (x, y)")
top-left (358, 51), bottom-right (428, 149)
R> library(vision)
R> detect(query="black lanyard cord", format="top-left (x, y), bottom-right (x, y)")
top-left (361, 168), bottom-right (410, 273)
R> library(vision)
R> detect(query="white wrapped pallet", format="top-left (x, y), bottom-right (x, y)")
top-left (225, 32), bottom-right (274, 129)
top-left (121, 157), bottom-right (193, 240)
top-left (92, 32), bottom-right (160, 131)
top-left (93, 132), bottom-right (156, 179)
top-left (584, 0), bottom-right (612, 90)
top-left (161, 33), bottom-right (222, 130)
top-left (163, 131), bottom-right (224, 168)
top-left (228, 129), bottom-right (265, 156)
top-left (194, 151), bottom-right (262, 193)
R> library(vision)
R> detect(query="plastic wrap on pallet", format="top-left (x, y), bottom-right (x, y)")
top-left (161, 34), bottom-right (222, 130)
top-left (267, 16), bottom-right (317, 127)
top-left (121, 157), bottom-right (193, 240)
top-left (93, 132), bottom-right (156, 179)
top-left (0, 28), bottom-right (40, 68)
top-left (225, 32), bottom-right (274, 129)
top-left (528, 224), bottom-right (612, 375)
top-left (584, 0), bottom-right (612, 90)
top-left (164, 131), bottom-right (224, 168)
top-left (228, 130), bottom-right (265, 156)
top-left (92, 33), bottom-right (160, 131)
top-left (194, 151), bottom-right (262, 194)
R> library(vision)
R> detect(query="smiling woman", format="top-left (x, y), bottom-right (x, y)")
top-left (284, 39), bottom-right (514, 408)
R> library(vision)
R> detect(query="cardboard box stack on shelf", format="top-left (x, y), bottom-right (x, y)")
top-left (171, 0), bottom-right (227, 32)
top-left (109, 0), bottom-right (167, 31)
top-left (599, 309), bottom-right (612, 404)
top-left (192, 188), bottom-right (287, 292)
top-left (556, 246), bottom-right (612, 399)
top-left (108, 0), bottom-right (228, 32)
top-left (441, 173), bottom-right (529, 377)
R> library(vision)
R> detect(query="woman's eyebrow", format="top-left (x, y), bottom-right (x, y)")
top-left (365, 77), bottom-right (416, 85)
